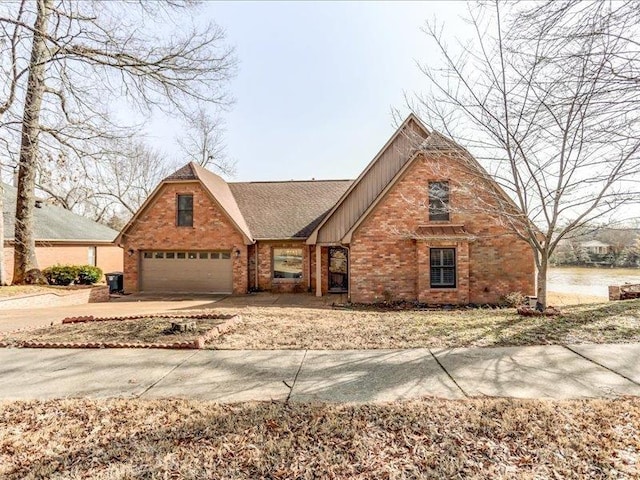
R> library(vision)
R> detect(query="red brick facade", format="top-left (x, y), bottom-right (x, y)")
top-left (121, 182), bottom-right (248, 294)
top-left (249, 240), bottom-right (310, 293)
top-left (121, 151), bottom-right (534, 303)
top-left (348, 153), bottom-right (535, 304)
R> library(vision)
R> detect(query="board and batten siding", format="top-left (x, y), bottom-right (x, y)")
top-left (316, 118), bottom-right (428, 244)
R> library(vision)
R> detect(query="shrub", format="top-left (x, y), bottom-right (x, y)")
top-left (501, 291), bottom-right (526, 308)
top-left (24, 268), bottom-right (49, 285)
top-left (77, 265), bottom-right (103, 285)
top-left (43, 265), bottom-right (80, 286)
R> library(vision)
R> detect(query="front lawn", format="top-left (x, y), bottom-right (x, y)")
top-left (0, 397), bottom-right (637, 479)
top-left (0, 285), bottom-right (59, 298)
top-left (1, 315), bottom-right (232, 347)
top-left (208, 299), bottom-right (640, 349)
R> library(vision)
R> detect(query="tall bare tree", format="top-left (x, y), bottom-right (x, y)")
top-left (0, 0), bottom-right (29, 286)
top-left (178, 106), bottom-right (236, 176)
top-left (413, 0), bottom-right (640, 309)
top-left (0, 0), bottom-right (236, 283)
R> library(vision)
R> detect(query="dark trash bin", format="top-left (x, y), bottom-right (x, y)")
top-left (105, 272), bottom-right (124, 293)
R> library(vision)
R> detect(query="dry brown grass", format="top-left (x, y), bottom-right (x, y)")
top-left (1, 317), bottom-right (227, 346)
top-left (0, 397), bottom-right (638, 479)
top-left (0, 285), bottom-right (60, 298)
top-left (208, 299), bottom-right (640, 349)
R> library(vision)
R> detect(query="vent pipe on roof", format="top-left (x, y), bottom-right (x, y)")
top-left (12, 166), bottom-right (18, 187)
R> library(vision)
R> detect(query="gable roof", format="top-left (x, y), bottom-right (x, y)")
top-left (2, 183), bottom-right (118, 243)
top-left (307, 113), bottom-right (430, 244)
top-left (229, 180), bottom-right (352, 239)
top-left (339, 129), bottom-right (531, 244)
top-left (116, 161), bottom-right (253, 244)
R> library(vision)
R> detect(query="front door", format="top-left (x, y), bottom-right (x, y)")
top-left (328, 247), bottom-right (348, 292)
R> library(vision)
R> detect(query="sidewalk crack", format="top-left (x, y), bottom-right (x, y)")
top-left (563, 345), bottom-right (640, 387)
top-left (285, 350), bottom-right (307, 403)
top-left (137, 350), bottom-right (200, 398)
top-left (429, 349), bottom-right (468, 398)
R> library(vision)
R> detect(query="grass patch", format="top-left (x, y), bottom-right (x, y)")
top-left (1, 316), bottom-right (229, 346)
top-left (0, 285), bottom-right (61, 298)
top-left (0, 397), bottom-right (638, 478)
top-left (208, 299), bottom-right (640, 349)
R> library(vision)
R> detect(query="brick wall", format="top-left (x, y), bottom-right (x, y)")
top-left (254, 240), bottom-right (309, 293)
top-left (349, 152), bottom-right (535, 304)
top-left (121, 182), bottom-right (248, 294)
top-left (2, 244), bottom-right (122, 285)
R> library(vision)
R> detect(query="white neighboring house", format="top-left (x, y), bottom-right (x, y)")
top-left (580, 240), bottom-right (612, 255)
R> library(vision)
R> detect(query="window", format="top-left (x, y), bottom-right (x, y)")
top-left (154, 252), bottom-right (164, 259)
top-left (176, 252), bottom-right (186, 259)
top-left (430, 248), bottom-right (456, 288)
top-left (188, 252), bottom-right (197, 259)
top-left (177, 194), bottom-right (193, 227)
top-left (273, 248), bottom-right (303, 279)
top-left (429, 181), bottom-right (450, 222)
top-left (199, 252), bottom-right (208, 259)
top-left (87, 246), bottom-right (96, 266)
top-left (143, 252), bottom-right (153, 259)
top-left (166, 252), bottom-right (175, 259)
top-left (220, 252), bottom-right (231, 260)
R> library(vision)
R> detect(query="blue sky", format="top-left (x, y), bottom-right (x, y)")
top-left (149, 1), bottom-right (470, 182)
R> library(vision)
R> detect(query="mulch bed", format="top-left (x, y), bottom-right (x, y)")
top-left (0, 313), bottom-right (241, 349)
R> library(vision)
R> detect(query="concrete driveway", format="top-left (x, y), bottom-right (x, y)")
top-left (0, 294), bottom-right (226, 333)
top-left (0, 343), bottom-right (638, 402)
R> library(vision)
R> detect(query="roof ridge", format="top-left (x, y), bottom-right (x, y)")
top-left (229, 179), bottom-right (353, 185)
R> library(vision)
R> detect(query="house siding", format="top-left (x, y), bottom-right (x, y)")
top-left (2, 244), bottom-right (122, 285)
top-left (317, 119), bottom-right (428, 243)
top-left (349, 152), bottom-right (535, 304)
top-left (120, 182), bottom-right (248, 294)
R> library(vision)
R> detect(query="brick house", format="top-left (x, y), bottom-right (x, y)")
top-left (117, 114), bottom-right (535, 303)
top-left (2, 183), bottom-right (123, 284)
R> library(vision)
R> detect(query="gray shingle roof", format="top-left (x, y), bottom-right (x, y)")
top-left (2, 183), bottom-right (119, 242)
top-left (229, 180), bottom-right (353, 239)
top-left (164, 163), bottom-right (197, 181)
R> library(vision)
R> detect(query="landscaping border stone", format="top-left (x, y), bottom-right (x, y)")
top-left (0, 314), bottom-right (242, 350)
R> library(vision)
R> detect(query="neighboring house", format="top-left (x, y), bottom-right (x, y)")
top-left (2, 183), bottom-right (123, 283)
top-left (117, 114), bottom-right (535, 304)
top-left (580, 240), bottom-right (612, 255)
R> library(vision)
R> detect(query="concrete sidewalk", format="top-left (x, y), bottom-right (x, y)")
top-left (0, 343), bottom-right (639, 402)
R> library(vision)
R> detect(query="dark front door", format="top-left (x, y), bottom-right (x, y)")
top-left (328, 247), bottom-right (348, 292)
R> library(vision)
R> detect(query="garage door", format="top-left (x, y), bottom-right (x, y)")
top-left (140, 251), bottom-right (233, 293)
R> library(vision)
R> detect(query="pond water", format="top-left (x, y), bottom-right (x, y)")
top-left (548, 267), bottom-right (640, 298)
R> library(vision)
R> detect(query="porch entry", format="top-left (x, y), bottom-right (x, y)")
top-left (328, 246), bottom-right (348, 292)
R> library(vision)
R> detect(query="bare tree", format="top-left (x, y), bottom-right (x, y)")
top-left (91, 140), bottom-right (175, 220)
top-left (29, 140), bottom-right (171, 228)
top-left (177, 106), bottom-right (236, 176)
top-left (0, 0), bottom-right (29, 286)
top-left (412, 0), bottom-right (640, 309)
top-left (0, 0), bottom-right (237, 283)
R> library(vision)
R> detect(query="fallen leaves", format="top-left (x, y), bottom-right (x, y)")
top-left (0, 397), bottom-right (638, 479)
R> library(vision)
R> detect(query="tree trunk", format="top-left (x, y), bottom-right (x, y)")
top-left (12, 0), bottom-right (53, 284)
top-left (0, 181), bottom-right (5, 286)
top-left (536, 255), bottom-right (548, 311)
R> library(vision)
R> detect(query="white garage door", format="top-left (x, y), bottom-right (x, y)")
top-left (140, 251), bottom-right (233, 293)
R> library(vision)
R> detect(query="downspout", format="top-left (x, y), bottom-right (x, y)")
top-left (254, 243), bottom-right (259, 291)
top-left (346, 245), bottom-right (351, 302)
top-left (307, 244), bottom-right (312, 292)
